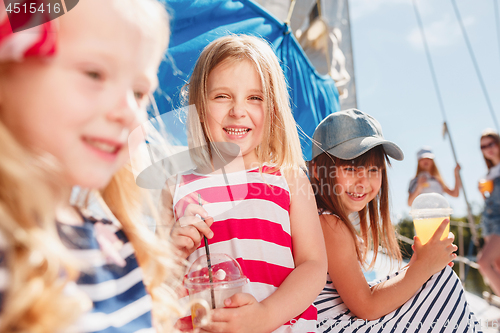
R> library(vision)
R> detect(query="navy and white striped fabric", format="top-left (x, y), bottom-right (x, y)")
top-left (58, 216), bottom-right (155, 333)
top-left (314, 266), bottom-right (482, 332)
top-left (0, 215), bottom-right (155, 333)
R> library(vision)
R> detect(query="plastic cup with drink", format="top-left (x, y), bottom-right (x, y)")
top-left (410, 193), bottom-right (453, 245)
top-left (478, 178), bottom-right (494, 198)
top-left (184, 253), bottom-right (248, 328)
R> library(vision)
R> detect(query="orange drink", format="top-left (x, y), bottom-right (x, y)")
top-left (413, 216), bottom-right (450, 245)
top-left (479, 179), bottom-right (494, 196)
top-left (410, 193), bottom-right (453, 246)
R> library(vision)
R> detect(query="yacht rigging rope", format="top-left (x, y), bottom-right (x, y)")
top-left (450, 0), bottom-right (500, 132)
top-left (494, 0), bottom-right (500, 67)
top-left (411, 0), bottom-right (479, 253)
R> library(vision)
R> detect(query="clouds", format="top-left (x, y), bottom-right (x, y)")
top-left (349, 0), bottom-right (408, 21)
top-left (349, 0), bottom-right (476, 50)
top-left (407, 13), bottom-right (475, 50)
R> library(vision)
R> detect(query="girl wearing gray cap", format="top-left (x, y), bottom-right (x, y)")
top-left (310, 109), bottom-right (481, 332)
top-left (407, 147), bottom-right (461, 206)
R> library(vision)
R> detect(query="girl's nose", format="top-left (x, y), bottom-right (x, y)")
top-left (354, 170), bottom-right (370, 188)
top-left (106, 90), bottom-right (144, 128)
top-left (229, 100), bottom-right (247, 118)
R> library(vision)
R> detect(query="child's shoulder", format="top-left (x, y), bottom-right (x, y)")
top-left (279, 165), bottom-right (307, 181)
top-left (280, 166), bottom-right (309, 193)
top-left (319, 211), bottom-right (350, 232)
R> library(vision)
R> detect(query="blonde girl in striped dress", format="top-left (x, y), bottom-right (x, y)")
top-left (310, 109), bottom-right (481, 333)
top-left (166, 35), bottom-right (327, 332)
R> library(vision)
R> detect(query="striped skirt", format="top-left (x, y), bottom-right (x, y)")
top-left (314, 266), bottom-right (482, 333)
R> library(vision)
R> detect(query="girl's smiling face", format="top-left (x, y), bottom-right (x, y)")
top-left (335, 164), bottom-right (383, 215)
top-left (205, 59), bottom-right (266, 168)
top-left (0, 0), bottom-right (163, 189)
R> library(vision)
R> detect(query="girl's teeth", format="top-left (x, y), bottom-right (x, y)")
top-left (348, 192), bottom-right (364, 198)
top-left (225, 128), bottom-right (248, 136)
top-left (86, 139), bottom-right (117, 153)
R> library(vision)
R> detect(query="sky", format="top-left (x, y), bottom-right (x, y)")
top-left (347, 0), bottom-right (500, 221)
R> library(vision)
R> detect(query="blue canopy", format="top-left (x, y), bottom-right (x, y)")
top-left (156, 0), bottom-right (340, 159)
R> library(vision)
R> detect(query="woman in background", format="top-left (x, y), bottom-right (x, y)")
top-left (408, 147), bottom-right (461, 206)
top-left (477, 129), bottom-right (500, 298)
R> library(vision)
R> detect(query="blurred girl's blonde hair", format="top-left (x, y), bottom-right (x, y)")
top-left (0, 0), bottom-right (181, 332)
top-left (0, 120), bottom-right (88, 332)
top-left (415, 159), bottom-right (446, 189)
top-left (184, 34), bottom-right (305, 173)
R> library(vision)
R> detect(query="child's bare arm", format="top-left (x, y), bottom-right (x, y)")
top-left (443, 164), bottom-right (461, 197)
top-left (323, 215), bottom-right (456, 320)
top-left (202, 169), bottom-right (327, 332)
top-left (158, 186), bottom-right (176, 240)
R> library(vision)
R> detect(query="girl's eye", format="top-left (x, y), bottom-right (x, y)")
top-left (134, 91), bottom-right (146, 101)
top-left (214, 95), bottom-right (228, 99)
top-left (369, 167), bottom-right (379, 173)
top-left (85, 70), bottom-right (102, 81)
top-left (249, 96), bottom-right (263, 101)
top-left (344, 167), bottom-right (355, 172)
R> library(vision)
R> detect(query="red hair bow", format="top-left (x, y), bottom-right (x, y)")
top-left (0, 0), bottom-right (57, 61)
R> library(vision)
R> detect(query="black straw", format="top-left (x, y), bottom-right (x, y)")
top-left (198, 193), bottom-right (215, 309)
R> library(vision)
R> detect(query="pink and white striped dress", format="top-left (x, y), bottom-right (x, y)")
top-left (173, 165), bottom-right (317, 332)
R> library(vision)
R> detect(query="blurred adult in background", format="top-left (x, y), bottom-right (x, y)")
top-left (477, 129), bottom-right (500, 297)
top-left (408, 147), bottom-right (461, 206)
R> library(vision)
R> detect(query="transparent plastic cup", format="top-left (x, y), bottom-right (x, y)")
top-left (184, 253), bottom-right (248, 328)
top-left (410, 193), bottom-right (453, 244)
top-left (478, 179), bottom-right (494, 197)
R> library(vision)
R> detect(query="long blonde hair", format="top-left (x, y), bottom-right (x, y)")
top-left (0, 120), bottom-right (89, 332)
top-left (185, 34), bottom-right (305, 173)
top-left (101, 167), bottom-right (182, 330)
top-left (310, 146), bottom-right (402, 269)
top-left (480, 129), bottom-right (500, 170)
top-left (415, 159), bottom-right (446, 188)
top-left (0, 0), bottom-right (180, 331)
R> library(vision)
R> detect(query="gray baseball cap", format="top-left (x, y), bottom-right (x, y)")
top-left (311, 109), bottom-right (404, 161)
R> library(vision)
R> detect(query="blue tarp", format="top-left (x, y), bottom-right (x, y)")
top-left (156, 0), bottom-right (340, 159)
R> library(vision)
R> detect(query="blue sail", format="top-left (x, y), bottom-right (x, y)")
top-left (156, 0), bottom-right (340, 159)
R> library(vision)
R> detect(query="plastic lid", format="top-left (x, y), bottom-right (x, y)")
top-left (184, 253), bottom-right (248, 292)
top-left (410, 193), bottom-right (453, 219)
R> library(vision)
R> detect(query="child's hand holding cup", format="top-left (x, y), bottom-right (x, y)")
top-left (410, 193), bottom-right (453, 245)
top-left (184, 253), bottom-right (249, 328)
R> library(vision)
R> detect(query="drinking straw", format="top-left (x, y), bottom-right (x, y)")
top-left (198, 193), bottom-right (215, 309)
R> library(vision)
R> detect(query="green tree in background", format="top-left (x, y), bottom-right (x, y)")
top-left (396, 217), bottom-right (414, 260)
